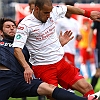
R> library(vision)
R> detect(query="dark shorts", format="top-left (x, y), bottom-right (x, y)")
top-left (0, 70), bottom-right (42, 100)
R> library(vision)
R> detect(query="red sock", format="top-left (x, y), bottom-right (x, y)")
top-left (83, 90), bottom-right (94, 97)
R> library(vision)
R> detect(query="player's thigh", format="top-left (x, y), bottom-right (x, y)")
top-left (57, 58), bottom-right (82, 89)
top-left (72, 78), bottom-right (93, 94)
top-left (64, 53), bottom-right (75, 66)
top-left (32, 65), bottom-right (58, 86)
top-left (11, 77), bottom-right (42, 98)
top-left (0, 70), bottom-right (14, 100)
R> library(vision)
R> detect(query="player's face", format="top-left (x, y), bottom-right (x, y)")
top-left (37, 4), bottom-right (53, 23)
top-left (2, 21), bottom-right (16, 39)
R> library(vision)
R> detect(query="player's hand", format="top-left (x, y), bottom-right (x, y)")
top-left (24, 66), bottom-right (34, 84)
top-left (90, 11), bottom-right (100, 22)
top-left (59, 30), bottom-right (74, 46)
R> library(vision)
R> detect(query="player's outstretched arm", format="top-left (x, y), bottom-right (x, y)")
top-left (14, 47), bottom-right (34, 84)
top-left (67, 5), bottom-right (100, 21)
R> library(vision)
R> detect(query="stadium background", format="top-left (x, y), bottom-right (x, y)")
top-left (0, 0), bottom-right (100, 99)
top-left (0, 0), bottom-right (100, 20)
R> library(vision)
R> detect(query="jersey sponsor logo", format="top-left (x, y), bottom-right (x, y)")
top-left (0, 42), bottom-right (13, 47)
top-left (0, 42), bottom-right (4, 45)
top-left (4, 43), bottom-right (13, 47)
top-left (32, 29), bottom-right (39, 32)
top-left (16, 34), bottom-right (22, 39)
top-left (17, 26), bottom-right (24, 30)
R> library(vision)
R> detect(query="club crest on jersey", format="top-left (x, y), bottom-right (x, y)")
top-left (16, 34), bottom-right (22, 39)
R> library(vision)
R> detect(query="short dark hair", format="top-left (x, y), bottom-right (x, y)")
top-left (0, 18), bottom-right (16, 31)
top-left (35, 0), bottom-right (52, 9)
top-left (28, 0), bottom-right (35, 6)
top-left (65, 2), bottom-right (74, 6)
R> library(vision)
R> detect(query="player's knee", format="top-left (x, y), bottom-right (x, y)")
top-left (83, 82), bottom-right (93, 90)
top-left (80, 80), bottom-right (93, 90)
top-left (80, 82), bottom-right (90, 89)
top-left (48, 84), bottom-right (56, 89)
top-left (95, 69), bottom-right (100, 77)
top-left (73, 79), bottom-right (93, 93)
top-left (79, 82), bottom-right (93, 94)
top-left (37, 82), bottom-right (56, 96)
top-left (37, 82), bottom-right (48, 95)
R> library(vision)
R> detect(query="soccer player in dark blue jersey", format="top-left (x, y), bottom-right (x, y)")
top-left (0, 18), bottom-right (99, 100)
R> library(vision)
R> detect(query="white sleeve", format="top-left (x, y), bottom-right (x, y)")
top-left (13, 23), bottom-right (29, 49)
top-left (52, 5), bottom-right (67, 20)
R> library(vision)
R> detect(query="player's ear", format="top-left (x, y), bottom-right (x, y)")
top-left (34, 6), bottom-right (39, 11)
top-left (0, 30), bottom-right (3, 36)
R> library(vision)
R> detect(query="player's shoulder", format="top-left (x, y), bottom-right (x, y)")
top-left (52, 5), bottom-right (67, 13)
top-left (71, 18), bottom-right (79, 25)
top-left (18, 15), bottom-right (35, 28)
top-left (22, 14), bottom-right (40, 26)
top-left (71, 18), bottom-right (78, 22)
top-left (21, 15), bottom-right (32, 24)
top-left (57, 17), bottom-right (66, 22)
top-left (54, 5), bottom-right (66, 8)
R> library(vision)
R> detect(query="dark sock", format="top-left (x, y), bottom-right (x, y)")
top-left (38, 96), bottom-right (45, 100)
top-left (22, 97), bottom-right (26, 100)
top-left (52, 87), bottom-right (87, 100)
top-left (91, 75), bottom-right (99, 89)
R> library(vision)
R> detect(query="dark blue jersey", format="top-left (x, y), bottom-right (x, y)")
top-left (0, 38), bottom-right (31, 73)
